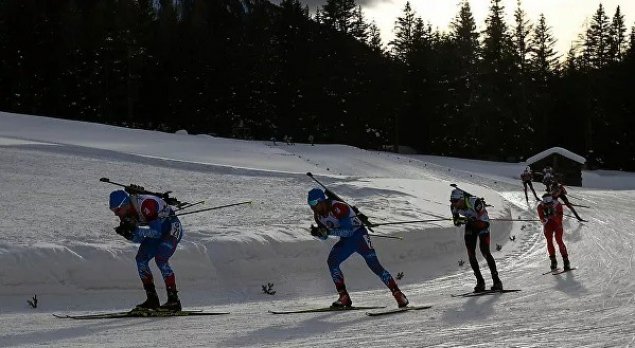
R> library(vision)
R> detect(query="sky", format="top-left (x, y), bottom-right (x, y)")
top-left (295, 0), bottom-right (634, 56)
top-left (2, 111), bottom-right (635, 346)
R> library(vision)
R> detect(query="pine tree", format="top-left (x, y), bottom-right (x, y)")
top-left (608, 6), bottom-right (627, 62)
top-left (450, 0), bottom-right (479, 71)
top-left (350, 5), bottom-right (369, 42)
top-left (321, 0), bottom-right (356, 34)
top-left (512, 0), bottom-right (532, 72)
top-left (530, 14), bottom-right (559, 79)
top-left (390, 1), bottom-right (417, 62)
top-left (584, 3), bottom-right (611, 69)
top-left (367, 22), bottom-right (383, 54)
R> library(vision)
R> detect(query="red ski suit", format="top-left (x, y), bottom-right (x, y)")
top-left (537, 200), bottom-right (568, 258)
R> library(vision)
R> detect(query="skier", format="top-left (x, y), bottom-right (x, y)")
top-left (520, 166), bottom-right (540, 202)
top-left (109, 189), bottom-right (184, 311)
top-left (537, 193), bottom-right (571, 271)
top-left (307, 188), bottom-right (409, 308)
top-left (450, 188), bottom-right (503, 292)
top-left (549, 181), bottom-right (584, 222)
top-left (542, 166), bottom-right (555, 191)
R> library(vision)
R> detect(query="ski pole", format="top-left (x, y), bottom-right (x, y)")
top-left (175, 201), bottom-right (252, 217)
top-left (306, 172), bottom-right (377, 232)
top-left (490, 218), bottom-right (541, 222)
top-left (369, 233), bottom-right (403, 240)
top-left (175, 200), bottom-right (205, 211)
top-left (370, 218), bottom-right (452, 227)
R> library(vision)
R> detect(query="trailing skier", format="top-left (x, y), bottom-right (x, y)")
top-left (307, 188), bottom-right (409, 308)
top-left (450, 188), bottom-right (503, 292)
top-left (549, 181), bottom-right (585, 222)
top-left (520, 166), bottom-right (541, 202)
top-left (537, 193), bottom-right (572, 271)
top-left (109, 189), bottom-right (184, 311)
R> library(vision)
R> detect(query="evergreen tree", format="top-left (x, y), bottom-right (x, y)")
top-left (512, 0), bottom-right (532, 72)
top-left (367, 22), bottom-right (383, 54)
top-left (608, 6), bottom-right (627, 62)
top-left (390, 1), bottom-right (416, 62)
top-left (584, 3), bottom-right (611, 69)
top-left (321, 0), bottom-right (356, 33)
top-left (350, 5), bottom-right (369, 42)
top-left (529, 14), bottom-right (559, 79)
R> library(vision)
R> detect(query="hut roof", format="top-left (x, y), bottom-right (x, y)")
top-left (525, 147), bottom-right (586, 165)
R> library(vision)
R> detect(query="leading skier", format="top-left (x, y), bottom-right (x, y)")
top-left (109, 189), bottom-right (184, 311)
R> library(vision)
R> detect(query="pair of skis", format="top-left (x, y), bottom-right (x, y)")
top-left (54, 308), bottom-right (229, 319)
top-left (269, 305), bottom-right (432, 317)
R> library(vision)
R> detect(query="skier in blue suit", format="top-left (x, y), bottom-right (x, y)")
top-left (307, 188), bottom-right (409, 308)
top-left (109, 189), bottom-right (184, 311)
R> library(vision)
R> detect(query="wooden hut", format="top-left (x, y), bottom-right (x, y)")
top-left (525, 147), bottom-right (586, 186)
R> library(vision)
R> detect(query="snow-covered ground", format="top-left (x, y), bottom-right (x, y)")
top-left (1, 111), bottom-right (635, 347)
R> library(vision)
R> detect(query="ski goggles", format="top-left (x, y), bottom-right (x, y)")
top-left (308, 199), bottom-right (322, 207)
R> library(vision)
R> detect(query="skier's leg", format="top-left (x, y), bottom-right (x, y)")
top-left (135, 240), bottom-right (160, 309)
top-left (529, 182), bottom-right (540, 200)
top-left (543, 228), bottom-right (556, 257)
top-left (465, 230), bottom-right (485, 291)
top-left (554, 226), bottom-right (568, 259)
top-left (355, 231), bottom-right (408, 307)
top-left (478, 232), bottom-right (501, 289)
top-left (154, 236), bottom-right (180, 293)
top-left (523, 182), bottom-right (529, 201)
top-left (562, 195), bottom-right (584, 220)
top-left (327, 238), bottom-right (356, 293)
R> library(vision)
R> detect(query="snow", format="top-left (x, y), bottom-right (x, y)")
top-left (1, 111), bottom-right (635, 347)
top-left (525, 146), bottom-right (587, 165)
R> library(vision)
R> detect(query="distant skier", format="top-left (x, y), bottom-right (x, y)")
top-left (450, 188), bottom-right (503, 292)
top-left (542, 166), bottom-right (555, 191)
top-left (520, 166), bottom-right (540, 202)
top-left (307, 188), bottom-right (409, 308)
top-left (109, 189), bottom-right (184, 311)
top-left (549, 181), bottom-right (584, 222)
top-left (537, 193), bottom-right (571, 271)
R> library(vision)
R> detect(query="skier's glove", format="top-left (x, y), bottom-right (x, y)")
top-left (115, 221), bottom-right (135, 240)
top-left (310, 225), bottom-right (328, 240)
top-left (453, 217), bottom-right (467, 227)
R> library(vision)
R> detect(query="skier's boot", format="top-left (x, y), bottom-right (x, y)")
top-left (491, 273), bottom-right (503, 291)
top-left (331, 290), bottom-right (352, 308)
top-left (563, 257), bottom-right (571, 271)
top-left (473, 278), bottom-right (486, 293)
top-left (160, 289), bottom-right (182, 312)
top-left (393, 290), bottom-right (409, 308)
top-left (136, 286), bottom-right (160, 311)
top-left (550, 255), bottom-right (558, 271)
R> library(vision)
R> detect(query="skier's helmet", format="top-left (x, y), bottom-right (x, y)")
top-left (542, 193), bottom-right (553, 204)
top-left (307, 188), bottom-right (326, 207)
top-left (109, 190), bottom-right (130, 210)
top-left (450, 189), bottom-right (464, 202)
top-left (525, 166), bottom-right (531, 172)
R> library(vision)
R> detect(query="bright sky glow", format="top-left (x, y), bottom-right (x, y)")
top-left (362, 0), bottom-right (634, 55)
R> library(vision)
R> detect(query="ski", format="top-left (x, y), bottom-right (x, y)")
top-left (542, 268), bottom-right (576, 275)
top-left (451, 289), bottom-right (521, 297)
top-left (53, 309), bottom-right (228, 319)
top-left (366, 305), bottom-right (432, 317)
top-left (269, 305), bottom-right (384, 315)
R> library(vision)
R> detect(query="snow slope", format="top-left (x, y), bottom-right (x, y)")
top-left (1, 111), bottom-right (635, 347)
